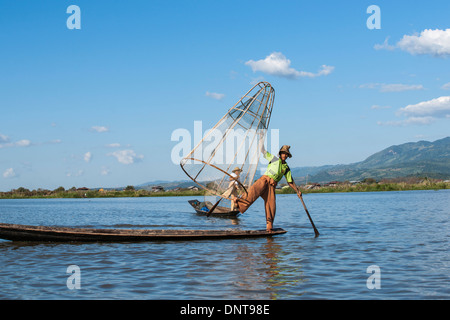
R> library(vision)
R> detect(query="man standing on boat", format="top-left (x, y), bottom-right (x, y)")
top-left (232, 144), bottom-right (302, 232)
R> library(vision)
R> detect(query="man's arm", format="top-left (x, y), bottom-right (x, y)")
top-left (259, 130), bottom-right (267, 154)
top-left (285, 169), bottom-right (302, 197)
top-left (261, 143), bottom-right (267, 155)
top-left (261, 143), bottom-right (275, 162)
top-left (260, 141), bottom-right (267, 155)
top-left (288, 180), bottom-right (302, 198)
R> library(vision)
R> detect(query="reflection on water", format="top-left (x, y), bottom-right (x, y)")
top-left (0, 190), bottom-right (449, 299)
top-left (220, 238), bottom-right (306, 300)
top-left (261, 238), bottom-right (306, 300)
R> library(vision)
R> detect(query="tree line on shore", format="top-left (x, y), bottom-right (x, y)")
top-left (283, 177), bottom-right (449, 194)
top-left (0, 185), bottom-right (205, 199)
top-left (1, 177), bottom-right (448, 199)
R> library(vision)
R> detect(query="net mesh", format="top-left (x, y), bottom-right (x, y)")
top-left (180, 82), bottom-right (275, 200)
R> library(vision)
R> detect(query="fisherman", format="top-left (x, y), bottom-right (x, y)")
top-left (222, 167), bottom-right (243, 211)
top-left (231, 144), bottom-right (302, 232)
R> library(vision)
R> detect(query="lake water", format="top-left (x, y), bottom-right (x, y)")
top-left (0, 190), bottom-right (448, 300)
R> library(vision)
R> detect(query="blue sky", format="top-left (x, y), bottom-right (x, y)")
top-left (1, 0), bottom-right (449, 191)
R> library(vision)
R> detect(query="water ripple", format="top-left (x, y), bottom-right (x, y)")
top-left (0, 190), bottom-right (449, 299)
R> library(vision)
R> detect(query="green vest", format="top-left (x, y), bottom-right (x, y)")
top-left (263, 152), bottom-right (293, 183)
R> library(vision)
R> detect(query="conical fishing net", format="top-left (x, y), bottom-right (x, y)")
top-left (180, 82), bottom-right (275, 201)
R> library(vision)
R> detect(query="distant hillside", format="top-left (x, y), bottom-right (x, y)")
top-left (136, 137), bottom-right (450, 190)
top-left (291, 137), bottom-right (450, 183)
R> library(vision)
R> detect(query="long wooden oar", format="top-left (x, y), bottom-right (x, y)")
top-left (206, 197), bottom-right (223, 217)
top-left (299, 195), bottom-right (320, 237)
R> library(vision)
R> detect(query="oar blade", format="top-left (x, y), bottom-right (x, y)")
top-left (299, 196), bottom-right (320, 238)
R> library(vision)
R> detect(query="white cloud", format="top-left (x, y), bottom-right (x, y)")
top-left (66, 170), bottom-right (84, 177)
top-left (15, 139), bottom-right (31, 147)
top-left (441, 82), bottom-right (450, 90)
top-left (91, 126), bottom-right (109, 133)
top-left (0, 134), bottom-right (9, 143)
top-left (382, 84), bottom-right (424, 92)
top-left (3, 168), bottom-right (16, 179)
top-left (299, 65), bottom-right (335, 78)
top-left (377, 116), bottom-right (436, 127)
top-left (360, 83), bottom-right (424, 92)
top-left (245, 52), bottom-right (334, 79)
top-left (374, 37), bottom-right (396, 51)
top-left (206, 91), bottom-right (225, 100)
top-left (376, 29), bottom-right (450, 57)
top-left (84, 151), bottom-right (92, 163)
top-left (108, 149), bottom-right (144, 165)
top-left (399, 96), bottom-right (450, 118)
top-left (371, 105), bottom-right (391, 110)
top-left (0, 136), bottom-right (60, 149)
top-left (106, 143), bottom-right (121, 148)
top-left (377, 96), bottom-right (450, 127)
top-left (100, 167), bottom-right (110, 175)
top-left (0, 137), bottom-right (32, 149)
top-left (397, 29), bottom-right (450, 57)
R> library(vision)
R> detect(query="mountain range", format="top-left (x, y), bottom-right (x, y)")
top-left (139, 137), bottom-right (450, 189)
top-left (290, 136), bottom-right (450, 183)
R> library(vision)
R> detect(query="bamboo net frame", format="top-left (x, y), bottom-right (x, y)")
top-left (180, 82), bottom-right (275, 201)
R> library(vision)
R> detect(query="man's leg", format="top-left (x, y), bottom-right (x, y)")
top-left (262, 183), bottom-right (276, 231)
top-left (234, 176), bottom-right (267, 214)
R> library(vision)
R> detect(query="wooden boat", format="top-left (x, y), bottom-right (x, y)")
top-left (188, 199), bottom-right (240, 218)
top-left (0, 223), bottom-right (287, 242)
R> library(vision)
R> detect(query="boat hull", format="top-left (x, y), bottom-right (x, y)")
top-left (0, 223), bottom-right (286, 242)
top-left (188, 199), bottom-right (240, 218)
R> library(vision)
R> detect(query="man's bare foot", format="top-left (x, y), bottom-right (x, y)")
top-left (266, 221), bottom-right (274, 233)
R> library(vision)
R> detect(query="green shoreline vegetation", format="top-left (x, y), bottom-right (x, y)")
top-left (1, 177), bottom-right (448, 199)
